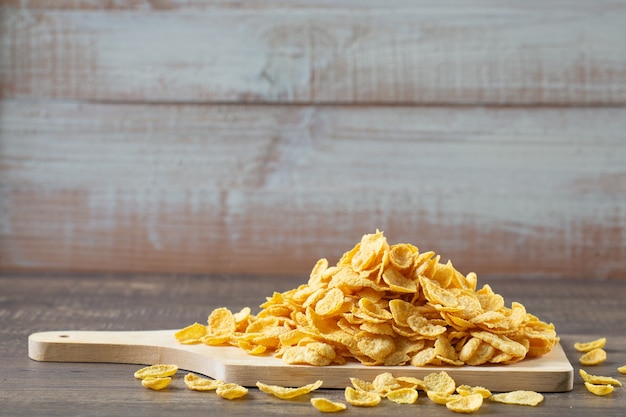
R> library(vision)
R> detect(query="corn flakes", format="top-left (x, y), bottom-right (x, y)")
top-left (141, 377), bottom-right (171, 390)
top-left (184, 373), bottom-right (223, 391)
top-left (216, 383), bottom-right (248, 400)
top-left (446, 393), bottom-right (483, 413)
top-left (584, 382), bottom-right (614, 396)
top-left (311, 397), bottom-right (347, 412)
top-left (579, 348), bottom-right (607, 366)
top-left (489, 390), bottom-right (544, 406)
top-left (133, 364), bottom-right (178, 380)
top-left (579, 369), bottom-right (622, 387)
top-left (256, 380), bottom-right (323, 399)
top-left (344, 386), bottom-right (381, 407)
top-left (574, 337), bottom-right (606, 352)
top-left (176, 230), bottom-right (560, 368)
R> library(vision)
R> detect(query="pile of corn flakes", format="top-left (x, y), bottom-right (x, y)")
top-left (176, 231), bottom-right (559, 367)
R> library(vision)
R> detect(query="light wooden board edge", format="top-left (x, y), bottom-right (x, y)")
top-left (28, 330), bottom-right (573, 392)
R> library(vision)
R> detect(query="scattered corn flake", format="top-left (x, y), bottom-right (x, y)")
top-left (584, 382), bottom-right (614, 396)
top-left (396, 376), bottom-right (425, 390)
top-left (456, 384), bottom-right (492, 398)
top-left (579, 369), bottom-right (622, 387)
top-left (387, 387), bottom-right (418, 404)
top-left (216, 383), bottom-right (248, 400)
top-left (184, 373), bottom-right (223, 391)
top-left (344, 387), bottom-right (381, 407)
top-left (256, 380), bottom-right (323, 399)
top-left (427, 391), bottom-right (456, 405)
top-left (423, 371), bottom-right (456, 395)
top-left (372, 372), bottom-right (400, 394)
top-left (579, 348), bottom-right (607, 366)
top-left (618, 365), bottom-right (626, 374)
top-left (574, 337), bottom-right (606, 352)
top-left (141, 377), bottom-right (171, 391)
top-left (349, 377), bottom-right (375, 392)
top-left (446, 393), bottom-right (483, 413)
top-left (133, 364), bottom-right (178, 380)
top-left (489, 390), bottom-right (544, 406)
top-left (311, 397), bottom-right (347, 412)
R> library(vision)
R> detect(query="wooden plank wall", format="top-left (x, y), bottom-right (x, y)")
top-left (1, 1), bottom-right (625, 279)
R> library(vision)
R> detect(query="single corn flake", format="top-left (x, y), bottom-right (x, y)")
top-left (372, 372), bottom-right (400, 394)
top-left (216, 383), bottom-right (248, 400)
top-left (456, 384), bottom-right (492, 398)
top-left (579, 348), bottom-right (607, 366)
top-left (423, 371), bottom-right (456, 395)
top-left (141, 377), bottom-right (171, 391)
top-left (427, 391), bottom-right (456, 405)
top-left (584, 382), bottom-right (614, 396)
top-left (311, 397), bottom-right (347, 412)
top-left (184, 373), bottom-right (223, 391)
top-left (489, 390), bottom-right (544, 406)
top-left (574, 337), bottom-right (606, 352)
top-left (174, 322), bottom-right (207, 344)
top-left (349, 377), bottom-right (375, 392)
top-left (134, 364), bottom-right (178, 380)
top-left (387, 387), bottom-right (418, 404)
top-left (344, 387), bottom-right (381, 407)
top-left (579, 369), bottom-right (622, 387)
top-left (446, 393), bottom-right (483, 413)
top-left (618, 365), bottom-right (626, 374)
top-left (256, 380), bottom-right (323, 399)
top-left (396, 376), bottom-right (425, 390)
top-left (208, 307), bottom-right (236, 336)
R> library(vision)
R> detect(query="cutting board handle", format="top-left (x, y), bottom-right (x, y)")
top-left (28, 329), bottom-right (209, 368)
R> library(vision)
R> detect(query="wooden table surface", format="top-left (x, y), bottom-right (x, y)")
top-left (2, 273), bottom-right (625, 416)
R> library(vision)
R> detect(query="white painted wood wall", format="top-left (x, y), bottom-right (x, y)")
top-left (1, 1), bottom-right (625, 279)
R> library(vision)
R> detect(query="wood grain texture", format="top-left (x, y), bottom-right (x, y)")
top-left (2, 1), bottom-right (626, 104)
top-left (1, 99), bottom-right (625, 278)
top-left (3, 273), bottom-right (626, 416)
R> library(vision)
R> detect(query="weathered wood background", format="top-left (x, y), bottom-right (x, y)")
top-left (1, 1), bottom-right (625, 278)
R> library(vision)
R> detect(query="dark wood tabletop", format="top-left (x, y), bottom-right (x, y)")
top-left (2, 273), bottom-right (625, 416)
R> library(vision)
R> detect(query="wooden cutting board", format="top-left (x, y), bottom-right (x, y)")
top-left (29, 329), bottom-right (573, 392)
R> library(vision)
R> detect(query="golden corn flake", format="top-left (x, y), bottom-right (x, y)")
top-left (208, 307), bottom-right (236, 336)
top-left (579, 369), bottom-right (622, 387)
top-left (489, 390), bottom-right (544, 406)
top-left (456, 384), bottom-right (492, 398)
top-left (387, 388), bottom-right (418, 404)
top-left (396, 376), bottom-right (425, 390)
top-left (133, 364), bottom-right (178, 380)
top-left (372, 372), bottom-right (400, 394)
top-left (141, 377), bottom-right (171, 390)
top-left (184, 373), bottom-right (223, 391)
top-left (174, 322), bottom-right (208, 344)
top-left (584, 382), bottom-right (614, 396)
top-left (311, 397), bottom-right (347, 412)
top-left (344, 387), bottom-right (381, 406)
top-left (176, 231), bottom-right (560, 368)
top-left (349, 377), bottom-right (375, 392)
top-left (427, 391), bottom-right (456, 405)
top-left (216, 383), bottom-right (248, 400)
top-left (446, 393), bottom-right (483, 413)
top-left (574, 337), bottom-right (606, 352)
top-left (579, 348), bottom-right (607, 366)
top-left (256, 380), bottom-right (323, 399)
top-left (619, 365), bottom-right (626, 374)
top-left (423, 371), bottom-right (456, 395)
